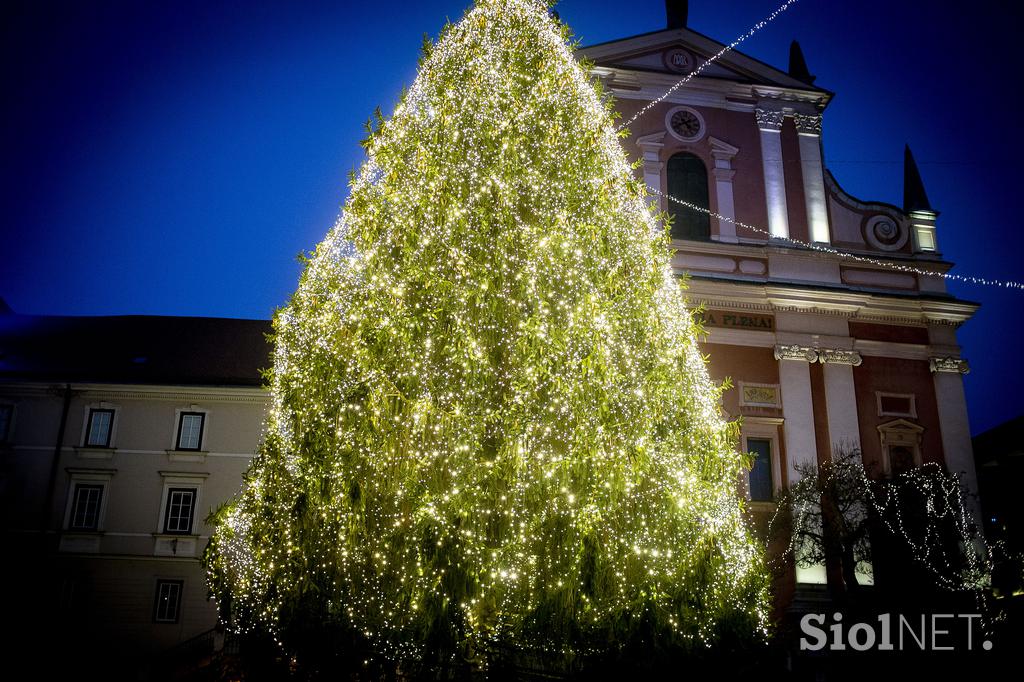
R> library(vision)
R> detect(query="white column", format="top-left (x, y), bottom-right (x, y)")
top-left (818, 349), bottom-right (863, 458)
top-left (775, 344), bottom-right (825, 584)
top-left (756, 108), bottom-right (789, 240)
top-left (930, 357), bottom-right (982, 526)
top-left (636, 132), bottom-right (666, 217)
top-left (775, 344), bottom-right (820, 481)
top-left (709, 137), bottom-right (740, 243)
top-left (794, 113), bottom-right (831, 244)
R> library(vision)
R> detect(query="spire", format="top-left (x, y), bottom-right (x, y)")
top-left (666, 0), bottom-right (688, 29)
top-left (788, 40), bottom-right (815, 84)
top-left (903, 145), bottom-right (934, 213)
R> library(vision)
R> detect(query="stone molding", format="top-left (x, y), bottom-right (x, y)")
top-left (817, 348), bottom-right (863, 366)
top-left (929, 357), bottom-right (970, 374)
top-left (755, 107), bottom-right (785, 132)
top-left (773, 344), bottom-right (818, 362)
top-left (793, 113), bottom-right (823, 135)
top-left (773, 345), bottom-right (863, 365)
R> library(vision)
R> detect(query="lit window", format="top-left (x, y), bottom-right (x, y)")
top-left (176, 412), bottom-right (205, 451)
top-left (915, 225), bottom-right (937, 252)
top-left (748, 438), bottom-right (774, 502)
top-left (163, 488), bottom-right (197, 534)
top-left (69, 484), bottom-right (103, 530)
top-left (0, 405), bottom-right (12, 442)
top-left (85, 409), bottom-right (114, 448)
top-left (154, 580), bottom-right (183, 623)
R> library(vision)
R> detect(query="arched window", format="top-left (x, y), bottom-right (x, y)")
top-left (667, 153), bottom-right (710, 241)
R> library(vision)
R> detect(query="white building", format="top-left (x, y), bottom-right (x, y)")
top-left (0, 310), bottom-right (270, 676)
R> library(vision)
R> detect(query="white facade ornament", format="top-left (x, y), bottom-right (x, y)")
top-left (636, 131), bottom-right (666, 218)
top-left (774, 344), bottom-right (818, 362)
top-left (708, 136), bottom-right (740, 243)
top-left (817, 348), bottom-right (863, 366)
top-left (864, 214), bottom-right (909, 252)
top-left (755, 107), bottom-right (785, 132)
top-left (929, 357), bottom-right (970, 374)
top-left (793, 113), bottom-right (823, 136)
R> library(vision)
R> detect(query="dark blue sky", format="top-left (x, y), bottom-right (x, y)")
top-left (1, 0), bottom-right (1021, 434)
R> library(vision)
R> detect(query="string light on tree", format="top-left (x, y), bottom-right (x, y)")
top-left (206, 0), bottom-right (769, 672)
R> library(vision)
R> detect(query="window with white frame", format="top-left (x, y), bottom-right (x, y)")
top-left (154, 580), bottom-right (183, 623)
top-left (876, 392), bottom-right (916, 419)
top-left (747, 438), bottom-right (774, 502)
top-left (0, 404), bottom-right (13, 442)
top-left (84, 408), bottom-right (114, 448)
top-left (741, 418), bottom-right (783, 506)
top-left (68, 483), bottom-right (104, 531)
top-left (157, 473), bottom-right (205, 536)
top-left (163, 488), bottom-right (197, 534)
top-left (877, 419), bottom-right (924, 477)
top-left (175, 412), bottom-right (205, 451)
top-left (62, 469), bottom-right (114, 545)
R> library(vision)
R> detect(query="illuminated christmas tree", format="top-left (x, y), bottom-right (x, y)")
top-left (207, 0), bottom-right (768, 672)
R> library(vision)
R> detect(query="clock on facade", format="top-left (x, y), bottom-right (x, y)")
top-left (667, 107), bottom-right (704, 141)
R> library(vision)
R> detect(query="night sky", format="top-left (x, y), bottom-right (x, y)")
top-left (1, 0), bottom-right (1021, 435)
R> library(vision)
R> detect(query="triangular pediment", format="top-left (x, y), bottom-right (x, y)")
top-left (578, 27), bottom-right (825, 93)
top-left (877, 419), bottom-right (925, 435)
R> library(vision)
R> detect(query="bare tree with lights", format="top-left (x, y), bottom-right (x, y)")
top-left (205, 0), bottom-right (769, 675)
top-left (774, 447), bottom-right (991, 608)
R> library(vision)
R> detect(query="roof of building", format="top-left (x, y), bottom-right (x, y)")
top-left (0, 309), bottom-right (272, 387)
top-left (578, 23), bottom-right (830, 97)
top-left (973, 414), bottom-right (1024, 465)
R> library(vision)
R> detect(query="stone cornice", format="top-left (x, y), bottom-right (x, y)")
top-left (587, 68), bottom-right (830, 113)
top-left (0, 382), bottom-right (270, 404)
top-left (684, 276), bottom-right (977, 328)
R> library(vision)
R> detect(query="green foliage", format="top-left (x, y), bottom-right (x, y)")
top-left (206, 0), bottom-right (769, 672)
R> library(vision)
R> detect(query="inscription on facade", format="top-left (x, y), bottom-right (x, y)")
top-left (697, 310), bottom-right (775, 331)
top-left (740, 383), bottom-right (780, 407)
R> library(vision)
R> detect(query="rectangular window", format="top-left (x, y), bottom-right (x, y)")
top-left (175, 412), bottom-right (205, 451)
top-left (877, 393), bottom-right (916, 418)
top-left (747, 438), bottom-right (774, 502)
top-left (154, 580), bottom-right (183, 623)
top-left (915, 226), bottom-right (936, 252)
top-left (69, 484), bottom-right (104, 530)
top-left (163, 488), bottom-right (197, 534)
top-left (0, 405), bottom-right (12, 442)
top-left (85, 409), bottom-right (114, 448)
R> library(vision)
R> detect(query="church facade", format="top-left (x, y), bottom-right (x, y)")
top-left (579, 1), bottom-right (980, 592)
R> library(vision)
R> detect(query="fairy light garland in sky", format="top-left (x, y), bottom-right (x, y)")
top-left (656, 189), bottom-right (1024, 290)
top-left (617, 0), bottom-right (803, 132)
